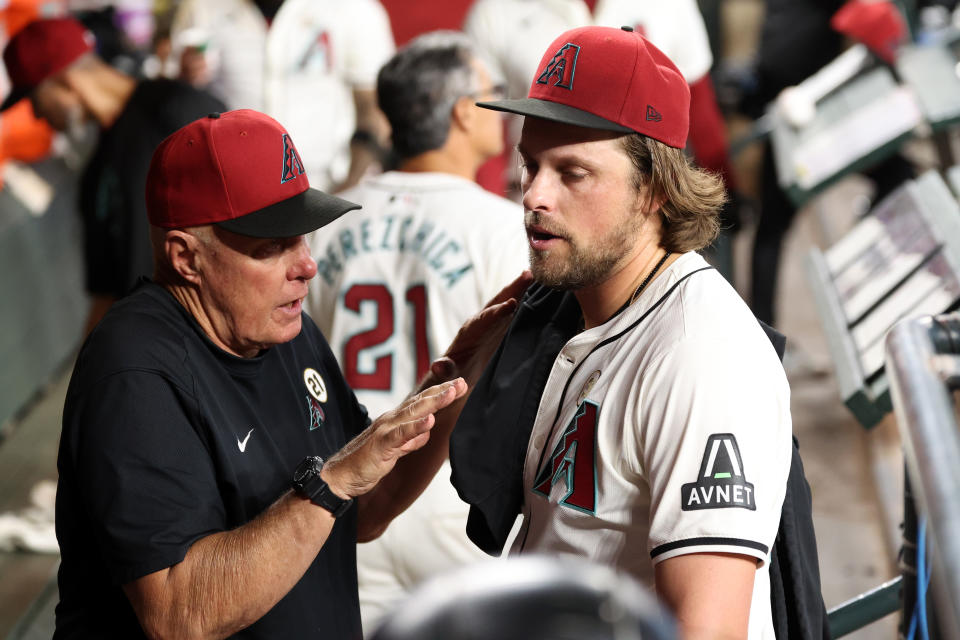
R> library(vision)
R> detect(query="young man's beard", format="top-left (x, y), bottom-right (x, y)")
top-left (526, 210), bottom-right (644, 290)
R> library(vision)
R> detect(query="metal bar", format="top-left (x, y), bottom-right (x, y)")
top-left (886, 314), bottom-right (960, 639)
top-left (827, 576), bottom-right (903, 638)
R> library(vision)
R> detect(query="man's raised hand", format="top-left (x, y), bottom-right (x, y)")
top-left (321, 378), bottom-right (468, 499)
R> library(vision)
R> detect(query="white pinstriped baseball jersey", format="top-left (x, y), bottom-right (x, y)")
top-left (513, 252), bottom-right (791, 639)
top-left (308, 171), bottom-right (528, 406)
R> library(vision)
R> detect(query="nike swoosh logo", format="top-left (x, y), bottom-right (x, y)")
top-left (237, 429), bottom-right (254, 453)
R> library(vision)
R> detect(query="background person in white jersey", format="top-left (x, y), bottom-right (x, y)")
top-left (307, 31), bottom-right (529, 634)
top-left (463, 0), bottom-right (738, 207)
top-left (451, 26), bottom-right (792, 639)
top-left (171, 0), bottom-right (394, 192)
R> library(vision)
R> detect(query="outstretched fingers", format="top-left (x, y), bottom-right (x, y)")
top-left (386, 378), bottom-right (467, 449)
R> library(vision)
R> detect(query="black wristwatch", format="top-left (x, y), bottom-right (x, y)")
top-left (292, 456), bottom-right (353, 518)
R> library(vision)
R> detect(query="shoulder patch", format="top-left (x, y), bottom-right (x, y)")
top-left (681, 433), bottom-right (756, 511)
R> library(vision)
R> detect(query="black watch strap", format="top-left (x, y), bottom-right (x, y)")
top-left (292, 456), bottom-right (353, 518)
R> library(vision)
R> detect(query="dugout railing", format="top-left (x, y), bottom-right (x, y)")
top-left (885, 313), bottom-right (960, 639)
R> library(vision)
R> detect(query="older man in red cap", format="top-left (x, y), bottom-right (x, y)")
top-left (451, 26), bottom-right (794, 639)
top-left (53, 108), bottom-right (528, 639)
top-left (1, 17), bottom-right (224, 333)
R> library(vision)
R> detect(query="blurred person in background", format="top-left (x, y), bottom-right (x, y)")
top-left (171, 0), bottom-right (395, 193)
top-left (307, 31), bottom-right (529, 633)
top-left (0, 17), bottom-right (224, 334)
top-left (0, 0), bottom-right (60, 191)
top-left (464, 0), bottom-right (742, 279)
top-left (743, 0), bottom-right (914, 336)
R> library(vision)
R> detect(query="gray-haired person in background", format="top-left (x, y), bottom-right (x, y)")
top-left (307, 30), bottom-right (529, 634)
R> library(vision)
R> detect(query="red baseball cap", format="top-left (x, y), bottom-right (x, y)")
top-left (146, 109), bottom-right (360, 237)
top-left (1, 17), bottom-right (95, 112)
top-left (478, 25), bottom-right (690, 148)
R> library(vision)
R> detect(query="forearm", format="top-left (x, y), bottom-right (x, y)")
top-left (337, 88), bottom-right (389, 192)
top-left (124, 491), bottom-right (334, 640)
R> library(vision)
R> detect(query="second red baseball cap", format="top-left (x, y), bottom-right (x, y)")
top-left (146, 109), bottom-right (360, 237)
top-left (478, 25), bottom-right (690, 149)
top-left (1, 17), bottom-right (95, 112)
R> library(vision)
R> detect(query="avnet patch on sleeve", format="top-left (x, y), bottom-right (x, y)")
top-left (680, 433), bottom-right (756, 511)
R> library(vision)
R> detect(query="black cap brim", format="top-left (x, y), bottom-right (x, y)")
top-left (477, 98), bottom-right (633, 133)
top-left (215, 188), bottom-right (361, 238)
top-left (0, 86), bottom-right (30, 112)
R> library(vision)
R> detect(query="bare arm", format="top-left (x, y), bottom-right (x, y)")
top-left (122, 379), bottom-right (467, 640)
top-left (335, 88), bottom-right (391, 192)
top-left (356, 271), bottom-right (533, 541)
top-left (654, 552), bottom-right (757, 640)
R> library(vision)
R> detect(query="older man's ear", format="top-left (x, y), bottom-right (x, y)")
top-left (163, 228), bottom-right (205, 286)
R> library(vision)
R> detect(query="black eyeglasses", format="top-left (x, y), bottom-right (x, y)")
top-left (469, 83), bottom-right (507, 100)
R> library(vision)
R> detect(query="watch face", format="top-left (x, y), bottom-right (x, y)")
top-left (293, 465), bottom-right (308, 484)
top-left (294, 456), bottom-right (323, 485)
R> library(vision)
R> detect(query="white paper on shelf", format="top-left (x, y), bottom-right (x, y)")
top-left (792, 87), bottom-right (923, 191)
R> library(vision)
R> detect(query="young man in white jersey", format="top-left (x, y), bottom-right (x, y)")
top-left (451, 26), bottom-right (792, 639)
top-left (307, 31), bottom-right (529, 633)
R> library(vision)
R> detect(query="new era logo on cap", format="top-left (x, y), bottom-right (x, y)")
top-left (476, 26), bottom-right (690, 148)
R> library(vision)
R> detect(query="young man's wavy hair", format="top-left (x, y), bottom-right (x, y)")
top-left (620, 134), bottom-right (726, 253)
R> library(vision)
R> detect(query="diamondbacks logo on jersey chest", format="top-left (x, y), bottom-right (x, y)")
top-left (532, 401), bottom-right (598, 514)
top-left (536, 42), bottom-right (580, 89)
top-left (681, 433), bottom-right (755, 511)
top-left (298, 29), bottom-right (334, 72)
top-left (303, 368), bottom-right (327, 430)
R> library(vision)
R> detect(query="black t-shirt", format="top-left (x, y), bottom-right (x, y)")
top-left (79, 79), bottom-right (224, 298)
top-left (54, 280), bottom-right (368, 639)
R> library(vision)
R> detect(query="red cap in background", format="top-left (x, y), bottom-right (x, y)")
top-left (1, 17), bottom-right (94, 111)
top-left (831, 0), bottom-right (907, 65)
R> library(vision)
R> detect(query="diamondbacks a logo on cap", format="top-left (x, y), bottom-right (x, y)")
top-left (646, 105), bottom-right (662, 122)
top-left (681, 433), bottom-right (755, 511)
top-left (536, 42), bottom-right (580, 90)
top-left (281, 133), bottom-right (306, 184)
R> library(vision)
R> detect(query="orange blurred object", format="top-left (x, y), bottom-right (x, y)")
top-left (0, 0), bottom-right (62, 187)
top-left (0, 99), bottom-right (54, 161)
